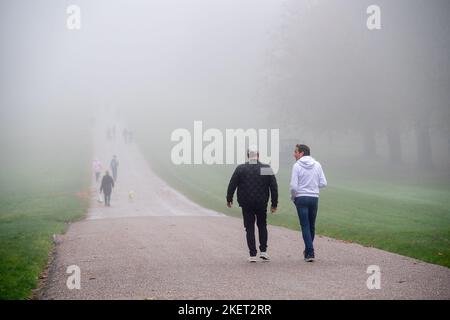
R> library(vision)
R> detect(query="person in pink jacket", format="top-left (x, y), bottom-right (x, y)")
top-left (92, 159), bottom-right (102, 183)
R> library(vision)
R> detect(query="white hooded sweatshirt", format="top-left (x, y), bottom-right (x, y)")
top-left (290, 156), bottom-right (327, 199)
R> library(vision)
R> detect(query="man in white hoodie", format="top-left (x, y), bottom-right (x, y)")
top-left (290, 144), bottom-right (327, 262)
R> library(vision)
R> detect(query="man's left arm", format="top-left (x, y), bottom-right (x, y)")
top-left (318, 164), bottom-right (327, 188)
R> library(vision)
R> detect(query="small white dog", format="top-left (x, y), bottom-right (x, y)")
top-left (128, 190), bottom-right (135, 201)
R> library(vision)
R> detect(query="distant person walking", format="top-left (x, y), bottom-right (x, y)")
top-left (110, 155), bottom-right (119, 182)
top-left (290, 144), bottom-right (327, 262)
top-left (122, 128), bottom-right (128, 144)
top-left (100, 170), bottom-right (115, 207)
top-left (128, 130), bottom-right (133, 143)
top-left (92, 158), bottom-right (102, 183)
top-left (226, 146), bottom-right (278, 262)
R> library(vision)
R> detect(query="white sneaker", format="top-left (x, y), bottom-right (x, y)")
top-left (260, 252), bottom-right (271, 261)
top-left (248, 256), bottom-right (258, 263)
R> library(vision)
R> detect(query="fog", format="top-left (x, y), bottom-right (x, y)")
top-left (1, 0), bottom-right (449, 184)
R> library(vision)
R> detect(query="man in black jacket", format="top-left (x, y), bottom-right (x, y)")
top-left (100, 170), bottom-right (115, 207)
top-left (226, 146), bottom-right (278, 262)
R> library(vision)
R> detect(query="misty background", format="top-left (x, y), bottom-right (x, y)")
top-left (1, 0), bottom-right (450, 188)
top-left (2, 1), bottom-right (450, 299)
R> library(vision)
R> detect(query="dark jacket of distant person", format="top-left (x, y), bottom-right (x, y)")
top-left (100, 174), bottom-right (115, 194)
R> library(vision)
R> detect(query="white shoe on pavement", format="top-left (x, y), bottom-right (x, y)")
top-left (260, 252), bottom-right (271, 262)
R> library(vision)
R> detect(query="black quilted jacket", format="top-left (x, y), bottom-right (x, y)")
top-left (226, 161), bottom-right (278, 208)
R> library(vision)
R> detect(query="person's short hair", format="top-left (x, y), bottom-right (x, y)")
top-left (295, 144), bottom-right (310, 156)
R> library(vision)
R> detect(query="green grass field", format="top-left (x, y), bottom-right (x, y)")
top-left (0, 114), bottom-right (92, 299)
top-left (143, 149), bottom-right (450, 268)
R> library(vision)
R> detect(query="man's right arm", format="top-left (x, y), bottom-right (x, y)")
top-left (289, 163), bottom-right (299, 201)
top-left (269, 171), bottom-right (278, 209)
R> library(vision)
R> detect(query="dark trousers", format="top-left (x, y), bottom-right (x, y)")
top-left (242, 205), bottom-right (268, 256)
top-left (104, 191), bottom-right (111, 206)
top-left (294, 196), bottom-right (318, 256)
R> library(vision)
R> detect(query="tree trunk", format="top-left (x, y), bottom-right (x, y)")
top-left (362, 126), bottom-right (376, 160)
top-left (386, 125), bottom-right (402, 164)
top-left (414, 120), bottom-right (433, 168)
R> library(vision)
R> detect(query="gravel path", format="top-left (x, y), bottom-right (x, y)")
top-left (39, 122), bottom-right (450, 300)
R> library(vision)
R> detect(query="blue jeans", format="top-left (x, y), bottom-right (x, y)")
top-left (294, 196), bottom-right (319, 256)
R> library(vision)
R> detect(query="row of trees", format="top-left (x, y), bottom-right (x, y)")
top-left (261, 0), bottom-right (450, 168)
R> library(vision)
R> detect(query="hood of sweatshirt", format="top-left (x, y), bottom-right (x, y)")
top-left (297, 156), bottom-right (316, 169)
